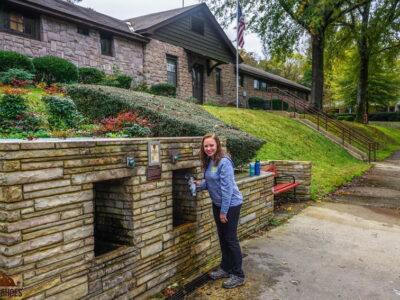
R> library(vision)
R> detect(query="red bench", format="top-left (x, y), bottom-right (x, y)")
top-left (262, 165), bottom-right (300, 203)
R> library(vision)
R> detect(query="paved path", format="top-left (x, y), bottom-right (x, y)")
top-left (188, 151), bottom-right (400, 300)
top-left (330, 150), bottom-right (400, 208)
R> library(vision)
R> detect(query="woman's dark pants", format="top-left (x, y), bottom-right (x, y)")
top-left (212, 203), bottom-right (245, 278)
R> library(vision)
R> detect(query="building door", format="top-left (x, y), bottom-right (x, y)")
top-left (192, 64), bottom-right (204, 104)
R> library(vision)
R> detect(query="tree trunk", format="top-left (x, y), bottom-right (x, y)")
top-left (355, 49), bottom-right (369, 123)
top-left (311, 34), bottom-right (324, 109)
top-left (355, 3), bottom-right (371, 123)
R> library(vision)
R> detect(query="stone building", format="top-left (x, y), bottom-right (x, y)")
top-left (0, 0), bottom-right (310, 106)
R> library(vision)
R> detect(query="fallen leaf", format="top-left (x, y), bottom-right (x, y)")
top-left (290, 280), bottom-right (300, 285)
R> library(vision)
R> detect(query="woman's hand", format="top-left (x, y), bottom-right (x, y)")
top-left (194, 180), bottom-right (201, 188)
top-left (219, 214), bottom-right (228, 223)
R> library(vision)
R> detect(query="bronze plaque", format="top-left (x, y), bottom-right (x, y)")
top-left (147, 166), bottom-right (162, 181)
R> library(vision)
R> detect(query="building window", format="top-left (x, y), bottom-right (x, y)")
top-left (216, 68), bottom-right (222, 95)
top-left (166, 55), bottom-right (178, 87)
top-left (239, 73), bottom-right (244, 87)
top-left (260, 81), bottom-right (267, 91)
top-left (191, 16), bottom-right (204, 35)
top-left (253, 79), bottom-right (260, 90)
top-left (77, 26), bottom-right (89, 36)
top-left (0, 9), bottom-right (40, 40)
top-left (100, 32), bottom-right (113, 56)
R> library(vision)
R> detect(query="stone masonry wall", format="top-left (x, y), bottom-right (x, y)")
top-left (204, 63), bottom-right (238, 106)
top-left (0, 15), bottom-right (144, 81)
top-left (143, 39), bottom-right (193, 100)
top-left (144, 39), bottom-right (241, 106)
top-left (261, 160), bottom-right (312, 201)
top-left (0, 137), bottom-right (273, 300)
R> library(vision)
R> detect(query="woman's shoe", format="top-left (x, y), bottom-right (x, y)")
top-left (222, 274), bottom-right (245, 289)
top-left (208, 267), bottom-right (230, 280)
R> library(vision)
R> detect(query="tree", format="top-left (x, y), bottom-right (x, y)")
top-left (333, 0), bottom-right (400, 122)
top-left (329, 49), bottom-right (400, 112)
top-left (239, 50), bottom-right (311, 84)
top-left (204, 0), bottom-right (366, 109)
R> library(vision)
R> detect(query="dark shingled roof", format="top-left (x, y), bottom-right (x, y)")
top-left (125, 5), bottom-right (199, 32)
top-left (239, 64), bottom-right (311, 92)
top-left (6, 0), bottom-right (148, 41)
top-left (125, 3), bottom-right (239, 62)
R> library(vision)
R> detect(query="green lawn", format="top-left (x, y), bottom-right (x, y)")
top-left (303, 113), bottom-right (400, 160)
top-left (342, 121), bottom-right (400, 160)
top-left (203, 107), bottom-right (372, 199)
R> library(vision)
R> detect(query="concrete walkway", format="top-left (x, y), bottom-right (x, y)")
top-left (188, 151), bottom-right (400, 300)
top-left (330, 150), bottom-right (400, 208)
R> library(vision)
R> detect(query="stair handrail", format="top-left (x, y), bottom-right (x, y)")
top-left (265, 87), bottom-right (378, 162)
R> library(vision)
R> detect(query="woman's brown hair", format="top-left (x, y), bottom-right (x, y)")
top-left (199, 133), bottom-right (227, 169)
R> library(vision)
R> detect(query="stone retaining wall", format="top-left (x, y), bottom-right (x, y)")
top-left (0, 137), bottom-right (273, 299)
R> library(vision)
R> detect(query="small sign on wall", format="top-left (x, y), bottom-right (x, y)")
top-left (148, 141), bottom-right (161, 166)
top-left (147, 141), bottom-right (162, 181)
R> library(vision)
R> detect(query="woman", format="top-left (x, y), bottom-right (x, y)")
top-left (195, 133), bottom-right (245, 289)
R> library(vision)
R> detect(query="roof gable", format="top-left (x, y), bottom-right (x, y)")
top-left (126, 3), bottom-right (239, 63)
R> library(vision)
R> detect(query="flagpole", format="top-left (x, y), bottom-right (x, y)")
top-left (236, 0), bottom-right (239, 109)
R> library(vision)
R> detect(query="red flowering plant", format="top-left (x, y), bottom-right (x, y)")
top-left (0, 69), bottom-right (34, 88)
top-left (44, 83), bottom-right (64, 95)
top-left (95, 111), bottom-right (156, 137)
top-left (0, 85), bottom-right (28, 95)
top-left (10, 78), bottom-right (32, 88)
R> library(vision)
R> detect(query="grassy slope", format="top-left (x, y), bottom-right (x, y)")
top-left (304, 113), bottom-right (400, 160)
top-left (203, 106), bottom-right (371, 199)
top-left (342, 121), bottom-right (400, 160)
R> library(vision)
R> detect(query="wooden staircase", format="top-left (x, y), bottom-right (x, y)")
top-left (265, 87), bottom-right (378, 162)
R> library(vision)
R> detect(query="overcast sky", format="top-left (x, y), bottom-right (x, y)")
top-left (79, 0), bottom-right (263, 56)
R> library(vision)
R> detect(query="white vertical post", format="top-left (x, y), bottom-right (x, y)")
top-left (236, 0), bottom-right (239, 108)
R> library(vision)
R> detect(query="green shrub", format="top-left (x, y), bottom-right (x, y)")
top-left (336, 115), bottom-right (356, 121)
top-left (124, 124), bottom-right (151, 137)
top-left (248, 97), bottom-right (265, 109)
top-left (185, 97), bottom-right (198, 104)
top-left (0, 94), bottom-right (28, 119)
top-left (0, 50), bottom-right (34, 72)
top-left (65, 85), bottom-right (265, 166)
top-left (132, 80), bottom-right (148, 92)
top-left (0, 69), bottom-right (35, 86)
top-left (116, 75), bottom-right (133, 89)
top-left (78, 67), bottom-right (105, 84)
top-left (43, 96), bottom-right (82, 129)
top-left (369, 112), bottom-right (400, 122)
top-left (149, 83), bottom-right (176, 97)
top-left (204, 99), bottom-right (223, 106)
top-left (271, 98), bottom-right (289, 110)
top-left (32, 56), bottom-right (78, 84)
top-left (0, 94), bottom-right (42, 131)
top-left (98, 74), bottom-right (133, 89)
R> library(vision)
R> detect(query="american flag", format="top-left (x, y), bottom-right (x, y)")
top-left (237, 3), bottom-right (245, 48)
